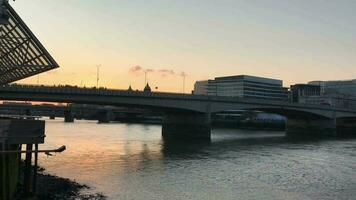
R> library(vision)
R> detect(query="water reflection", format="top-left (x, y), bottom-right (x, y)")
top-left (161, 130), bottom-right (348, 158)
top-left (38, 119), bottom-right (356, 200)
top-left (161, 139), bottom-right (211, 159)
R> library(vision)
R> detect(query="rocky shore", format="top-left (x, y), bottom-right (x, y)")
top-left (35, 172), bottom-right (106, 200)
top-left (17, 164), bottom-right (106, 200)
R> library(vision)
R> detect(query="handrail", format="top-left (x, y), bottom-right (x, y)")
top-left (0, 145), bottom-right (66, 154)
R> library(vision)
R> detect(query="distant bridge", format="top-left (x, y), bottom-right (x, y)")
top-left (0, 103), bottom-right (151, 123)
top-left (1, 84), bottom-right (356, 139)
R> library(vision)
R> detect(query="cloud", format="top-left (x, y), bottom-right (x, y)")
top-left (158, 69), bottom-right (175, 77)
top-left (129, 66), bottom-right (153, 75)
top-left (129, 65), bottom-right (187, 78)
top-left (129, 65), bottom-right (143, 73)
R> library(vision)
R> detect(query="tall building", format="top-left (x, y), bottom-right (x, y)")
top-left (193, 75), bottom-right (289, 101)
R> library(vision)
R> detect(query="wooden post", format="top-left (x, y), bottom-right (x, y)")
top-left (1, 142), bottom-right (5, 200)
top-left (24, 144), bottom-right (33, 196)
top-left (4, 142), bottom-right (10, 200)
top-left (33, 143), bottom-right (38, 194)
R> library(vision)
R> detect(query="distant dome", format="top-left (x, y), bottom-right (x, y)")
top-left (144, 83), bottom-right (151, 93)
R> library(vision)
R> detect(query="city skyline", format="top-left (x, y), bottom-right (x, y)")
top-left (11, 0), bottom-right (356, 92)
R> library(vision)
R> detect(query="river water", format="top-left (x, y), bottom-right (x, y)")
top-left (38, 119), bottom-right (355, 200)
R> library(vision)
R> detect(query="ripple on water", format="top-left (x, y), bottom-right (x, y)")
top-left (38, 119), bottom-right (356, 200)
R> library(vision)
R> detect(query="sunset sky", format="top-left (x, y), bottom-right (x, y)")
top-left (12, 0), bottom-right (356, 92)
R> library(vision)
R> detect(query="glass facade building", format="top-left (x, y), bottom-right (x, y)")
top-left (309, 79), bottom-right (356, 97)
top-left (194, 75), bottom-right (289, 101)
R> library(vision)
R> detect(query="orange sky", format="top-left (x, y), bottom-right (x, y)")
top-left (12, 1), bottom-right (356, 92)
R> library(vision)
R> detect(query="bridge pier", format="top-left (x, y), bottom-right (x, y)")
top-left (98, 111), bottom-right (113, 123)
top-left (336, 118), bottom-right (356, 135)
top-left (25, 109), bottom-right (31, 117)
top-left (162, 112), bottom-right (211, 140)
top-left (286, 118), bottom-right (337, 136)
top-left (64, 111), bottom-right (74, 123)
top-left (49, 111), bottom-right (56, 120)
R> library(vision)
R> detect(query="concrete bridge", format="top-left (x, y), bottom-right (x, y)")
top-left (1, 84), bottom-right (356, 139)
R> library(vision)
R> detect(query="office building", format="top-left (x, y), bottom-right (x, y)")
top-left (193, 80), bottom-right (209, 95)
top-left (193, 75), bottom-right (288, 101)
top-left (287, 79), bottom-right (356, 109)
top-left (309, 79), bottom-right (356, 97)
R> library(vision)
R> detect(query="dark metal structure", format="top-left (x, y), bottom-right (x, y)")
top-left (0, 1), bottom-right (58, 84)
top-left (0, 2), bottom-right (59, 199)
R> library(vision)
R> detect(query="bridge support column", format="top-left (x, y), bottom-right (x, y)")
top-left (336, 118), bottom-right (356, 135)
top-left (286, 118), bottom-right (336, 136)
top-left (49, 111), bottom-right (56, 120)
top-left (162, 112), bottom-right (211, 140)
top-left (25, 109), bottom-right (31, 117)
top-left (64, 111), bottom-right (74, 123)
top-left (98, 111), bottom-right (113, 123)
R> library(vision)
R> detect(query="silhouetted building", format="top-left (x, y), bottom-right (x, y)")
top-left (143, 83), bottom-right (152, 93)
top-left (193, 75), bottom-right (288, 101)
top-left (127, 85), bottom-right (133, 92)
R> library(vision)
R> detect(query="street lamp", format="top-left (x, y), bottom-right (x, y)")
top-left (181, 72), bottom-right (187, 94)
top-left (96, 64), bottom-right (101, 88)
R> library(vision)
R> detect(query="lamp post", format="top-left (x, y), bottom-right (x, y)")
top-left (96, 64), bottom-right (101, 88)
top-left (144, 71), bottom-right (147, 85)
top-left (181, 72), bottom-right (187, 94)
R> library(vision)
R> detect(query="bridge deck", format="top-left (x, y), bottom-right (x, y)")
top-left (0, 84), bottom-right (356, 119)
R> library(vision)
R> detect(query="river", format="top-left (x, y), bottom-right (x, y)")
top-left (38, 119), bottom-right (356, 200)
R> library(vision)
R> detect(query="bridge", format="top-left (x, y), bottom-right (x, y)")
top-left (1, 84), bottom-right (356, 139)
top-left (0, 1), bottom-right (354, 199)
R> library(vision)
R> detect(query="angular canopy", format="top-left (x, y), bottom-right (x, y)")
top-left (0, 2), bottom-right (58, 84)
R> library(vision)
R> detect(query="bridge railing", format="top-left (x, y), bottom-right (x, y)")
top-left (0, 84), bottom-right (297, 106)
top-left (0, 83), bottom-right (230, 100)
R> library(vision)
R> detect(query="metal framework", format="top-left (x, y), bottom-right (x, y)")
top-left (0, 2), bottom-right (58, 84)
